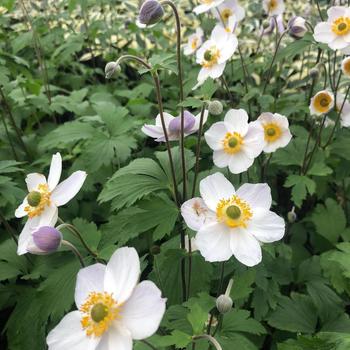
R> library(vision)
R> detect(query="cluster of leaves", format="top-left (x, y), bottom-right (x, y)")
top-left (1, 0), bottom-right (350, 349)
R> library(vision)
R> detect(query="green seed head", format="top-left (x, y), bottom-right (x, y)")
top-left (27, 191), bottom-right (41, 207)
top-left (266, 128), bottom-right (276, 136)
top-left (204, 50), bottom-right (213, 62)
top-left (320, 98), bottom-right (329, 107)
top-left (90, 303), bottom-right (108, 323)
top-left (226, 205), bottom-right (241, 220)
top-left (228, 137), bottom-right (238, 148)
top-left (338, 22), bottom-right (347, 31)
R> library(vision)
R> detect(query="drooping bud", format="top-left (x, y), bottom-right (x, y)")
top-left (29, 226), bottom-right (62, 254)
top-left (287, 207), bottom-right (297, 223)
top-left (216, 278), bottom-right (234, 314)
top-left (105, 62), bottom-right (120, 79)
top-left (137, 0), bottom-right (164, 28)
top-left (208, 100), bottom-right (223, 115)
top-left (309, 67), bottom-right (319, 81)
top-left (168, 111), bottom-right (196, 134)
top-left (27, 191), bottom-right (41, 207)
top-left (288, 16), bottom-right (307, 39)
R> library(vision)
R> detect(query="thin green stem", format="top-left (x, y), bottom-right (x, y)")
top-left (220, 76), bottom-right (234, 106)
top-left (61, 240), bottom-right (85, 267)
top-left (238, 45), bottom-right (251, 116)
top-left (0, 110), bottom-right (18, 161)
top-left (187, 236), bottom-right (193, 299)
top-left (315, 0), bottom-right (324, 21)
top-left (192, 335), bottom-right (222, 350)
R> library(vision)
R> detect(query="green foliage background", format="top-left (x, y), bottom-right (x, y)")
top-left (1, 0), bottom-right (350, 349)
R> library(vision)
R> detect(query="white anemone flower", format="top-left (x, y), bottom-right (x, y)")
top-left (142, 110), bottom-right (209, 142)
top-left (15, 153), bottom-right (87, 255)
top-left (212, 0), bottom-right (245, 23)
top-left (184, 28), bottom-right (204, 56)
top-left (204, 109), bottom-right (265, 174)
top-left (257, 112), bottom-right (292, 153)
top-left (262, 0), bottom-right (285, 16)
top-left (195, 25), bottom-right (238, 87)
top-left (47, 247), bottom-right (166, 350)
top-left (341, 56), bottom-right (350, 77)
top-left (336, 93), bottom-right (350, 127)
top-left (193, 0), bottom-right (224, 15)
top-left (314, 6), bottom-right (350, 50)
top-left (309, 90), bottom-right (334, 116)
top-left (181, 173), bottom-right (285, 266)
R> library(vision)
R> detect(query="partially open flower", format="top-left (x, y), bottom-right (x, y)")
top-left (137, 0), bottom-right (164, 28)
top-left (28, 226), bottom-right (62, 255)
top-left (263, 0), bottom-right (285, 16)
top-left (263, 14), bottom-right (284, 35)
top-left (288, 16), bottom-right (307, 39)
top-left (309, 90), bottom-right (334, 116)
top-left (184, 27), bottom-right (204, 56)
top-left (341, 56), bottom-right (350, 77)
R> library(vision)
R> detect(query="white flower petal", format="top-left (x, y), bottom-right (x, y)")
top-left (192, 110), bottom-right (209, 133)
top-left (208, 63), bottom-right (226, 79)
top-left (121, 281), bottom-right (166, 340)
top-left (249, 208), bottom-right (285, 243)
top-left (242, 121), bottom-right (265, 158)
top-left (228, 151), bottom-right (254, 174)
top-left (181, 198), bottom-right (216, 231)
top-left (327, 6), bottom-right (347, 21)
top-left (17, 217), bottom-right (40, 255)
top-left (75, 263), bottom-right (106, 308)
top-left (95, 324), bottom-right (132, 350)
top-left (141, 125), bottom-right (164, 139)
top-left (48, 153), bottom-right (62, 191)
top-left (314, 22), bottom-right (336, 43)
top-left (230, 229), bottom-right (262, 266)
top-left (204, 122), bottom-right (227, 151)
top-left (199, 172), bottom-right (235, 211)
top-left (25, 173), bottom-right (47, 192)
top-left (236, 183), bottom-right (272, 210)
top-left (51, 171), bottom-right (87, 207)
top-left (213, 150), bottom-right (231, 168)
top-left (15, 197), bottom-right (28, 218)
top-left (155, 112), bottom-right (174, 128)
top-left (224, 109), bottom-right (249, 136)
top-left (104, 247), bottom-right (140, 304)
top-left (47, 311), bottom-right (100, 350)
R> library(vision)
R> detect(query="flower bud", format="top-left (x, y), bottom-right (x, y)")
top-left (287, 207), bottom-right (297, 223)
top-left (216, 295), bottom-right (233, 314)
top-left (208, 100), bottom-right (223, 115)
top-left (105, 62), bottom-right (120, 79)
top-left (288, 16), bottom-right (307, 39)
top-left (29, 226), bottom-right (62, 254)
top-left (168, 111), bottom-right (196, 134)
top-left (137, 0), bottom-right (164, 28)
top-left (309, 67), bottom-right (319, 81)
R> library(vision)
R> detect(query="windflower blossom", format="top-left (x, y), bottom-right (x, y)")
top-left (193, 0), bottom-right (224, 15)
top-left (212, 0), bottom-right (245, 32)
top-left (262, 0), bottom-right (285, 16)
top-left (142, 110), bottom-right (208, 142)
top-left (47, 247), bottom-right (166, 350)
top-left (314, 6), bottom-right (350, 50)
top-left (184, 28), bottom-right (204, 56)
top-left (309, 90), bottom-right (334, 116)
top-left (336, 93), bottom-right (350, 127)
top-left (195, 25), bottom-right (238, 87)
top-left (341, 56), bottom-right (350, 77)
top-left (15, 153), bottom-right (87, 255)
top-left (257, 112), bottom-right (292, 153)
top-left (204, 108), bottom-right (265, 174)
top-left (181, 173), bottom-right (285, 266)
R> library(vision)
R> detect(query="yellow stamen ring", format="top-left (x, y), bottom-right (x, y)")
top-left (24, 183), bottom-right (51, 218)
top-left (332, 17), bottom-right (350, 36)
top-left (313, 92), bottom-right (333, 114)
top-left (223, 132), bottom-right (244, 154)
top-left (202, 47), bottom-right (221, 68)
top-left (263, 123), bottom-right (282, 142)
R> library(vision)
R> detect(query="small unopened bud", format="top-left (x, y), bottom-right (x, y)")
top-left (208, 100), bottom-right (223, 115)
top-left (309, 67), bottom-right (319, 80)
top-left (216, 278), bottom-right (233, 314)
top-left (105, 62), bottom-right (120, 79)
top-left (288, 16), bottom-right (307, 39)
top-left (137, 0), bottom-right (164, 28)
top-left (29, 226), bottom-right (62, 254)
top-left (27, 191), bottom-right (41, 207)
top-left (287, 207), bottom-right (297, 223)
top-left (150, 245), bottom-right (161, 255)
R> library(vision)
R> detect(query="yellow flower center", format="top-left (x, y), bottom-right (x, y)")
top-left (191, 37), bottom-right (199, 50)
top-left (221, 8), bottom-right (233, 21)
top-left (223, 132), bottom-right (243, 154)
top-left (216, 195), bottom-right (252, 228)
top-left (268, 0), bottom-right (277, 11)
top-left (202, 47), bottom-right (220, 68)
top-left (263, 123), bottom-right (282, 142)
top-left (332, 17), bottom-right (350, 35)
top-left (313, 92), bottom-right (333, 113)
top-left (24, 183), bottom-right (51, 218)
top-left (343, 59), bottom-right (350, 75)
top-left (80, 292), bottom-right (120, 338)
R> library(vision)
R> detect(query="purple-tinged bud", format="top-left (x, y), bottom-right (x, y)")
top-left (30, 226), bottom-right (62, 254)
top-left (168, 111), bottom-right (196, 134)
top-left (288, 16), bottom-right (307, 39)
top-left (137, 0), bottom-right (164, 28)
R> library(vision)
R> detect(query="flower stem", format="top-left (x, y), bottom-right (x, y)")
top-left (140, 340), bottom-right (157, 350)
top-left (192, 335), bottom-right (222, 350)
top-left (61, 240), bottom-right (85, 268)
top-left (220, 76), bottom-right (234, 106)
top-left (238, 45), bottom-right (252, 116)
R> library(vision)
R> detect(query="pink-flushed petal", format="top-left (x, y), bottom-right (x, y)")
top-left (181, 197), bottom-right (216, 231)
top-left (228, 151), bottom-right (254, 174)
top-left (104, 247), bottom-right (140, 304)
top-left (230, 228), bottom-right (262, 267)
top-left (224, 109), bottom-right (249, 136)
top-left (195, 222), bottom-right (233, 262)
top-left (155, 112), bottom-right (174, 128)
top-left (204, 122), bottom-right (227, 151)
top-left (236, 183), bottom-right (272, 210)
top-left (75, 263), bottom-right (106, 308)
top-left (95, 324), bottom-right (132, 350)
top-left (51, 171), bottom-right (87, 207)
top-left (141, 125), bottom-right (165, 139)
top-left (15, 197), bottom-right (28, 218)
top-left (199, 172), bottom-right (235, 211)
top-left (25, 173), bottom-right (47, 192)
top-left (48, 153), bottom-right (62, 191)
top-left (249, 208), bottom-right (285, 243)
top-left (213, 149), bottom-right (231, 168)
top-left (46, 311), bottom-right (100, 350)
top-left (242, 121), bottom-right (265, 158)
top-left (121, 281), bottom-right (166, 340)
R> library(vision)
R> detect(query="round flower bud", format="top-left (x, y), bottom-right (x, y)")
top-left (208, 100), bottom-right (223, 115)
top-left (105, 62), bottom-right (120, 79)
top-left (309, 67), bottom-right (319, 81)
top-left (287, 208), bottom-right (297, 223)
top-left (288, 16), bottom-right (307, 39)
top-left (216, 294), bottom-right (233, 314)
top-left (137, 0), bottom-right (164, 28)
top-left (29, 226), bottom-right (62, 254)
